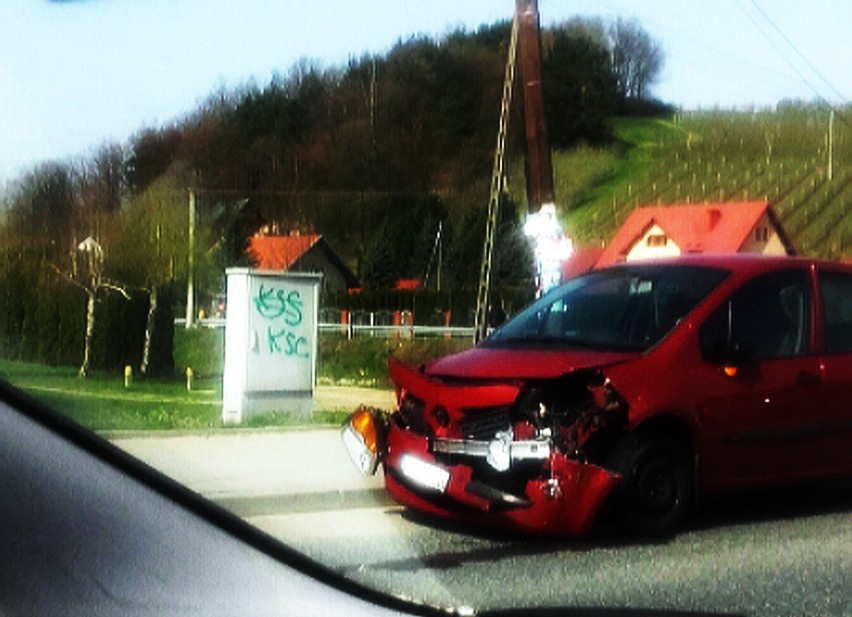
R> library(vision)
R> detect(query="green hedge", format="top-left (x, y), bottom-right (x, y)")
top-left (174, 326), bottom-right (472, 388)
top-left (0, 252), bottom-right (174, 376)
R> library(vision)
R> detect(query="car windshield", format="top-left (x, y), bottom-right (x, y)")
top-left (486, 265), bottom-right (730, 352)
top-left (2, 1), bottom-right (851, 616)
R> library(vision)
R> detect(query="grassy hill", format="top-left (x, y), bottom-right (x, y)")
top-left (507, 109), bottom-right (850, 261)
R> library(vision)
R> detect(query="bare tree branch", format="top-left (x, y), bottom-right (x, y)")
top-left (101, 281), bottom-right (131, 300)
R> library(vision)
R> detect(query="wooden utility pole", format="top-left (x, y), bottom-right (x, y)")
top-left (474, 0), bottom-right (559, 342)
top-left (517, 0), bottom-right (554, 213)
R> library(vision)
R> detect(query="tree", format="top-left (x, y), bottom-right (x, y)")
top-left (357, 195), bottom-right (448, 289)
top-left (110, 164), bottom-right (196, 375)
top-left (8, 162), bottom-right (78, 262)
top-left (73, 143), bottom-right (128, 257)
top-left (51, 236), bottom-right (129, 377)
top-left (493, 208), bottom-right (535, 287)
top-left (543, 18), bottom-right (618, 147)
top-left (125, 127), bottom-right (183, 195)
top-left (446, 197), bottom-right (533, 290)
top-left (359, 219), bottom-right (400, 290)
top-left (6, 158), bottom-right (143, 375)
top-left (609, 18), bottom-right (664, 105)
top-left (79, 143), bottom-right (126, 216)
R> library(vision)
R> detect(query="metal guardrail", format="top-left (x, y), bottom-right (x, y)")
top-left (175, 318), bottom-right (475, 338)
top-left (175, 318), bottom-right (226, 329)
top-left (319, 323), bottom-right (475, 338)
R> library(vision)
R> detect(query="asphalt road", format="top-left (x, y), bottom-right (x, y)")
top-left (113, 429), bottom-right (852, 617)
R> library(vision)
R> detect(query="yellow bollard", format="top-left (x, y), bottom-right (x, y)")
top-left (185, 367), bottom-right (193, 391)
top-left (124, 365), bottom-right (132, 389)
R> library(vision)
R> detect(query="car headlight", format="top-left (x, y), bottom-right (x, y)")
top-left (398, 454), bottom-right (450, 493)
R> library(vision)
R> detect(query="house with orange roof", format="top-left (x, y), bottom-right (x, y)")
top-left (247, 233), bottom-right (359, 294)
top-left (594, 201), bottom-right (795, 268)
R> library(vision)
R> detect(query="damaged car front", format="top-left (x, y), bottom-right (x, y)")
top-left (343, 263), bottom-right (731, 536)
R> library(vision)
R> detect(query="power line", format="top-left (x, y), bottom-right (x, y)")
top-left (749, 0), bottom-right (847, 104)
top-left (732, 0), bottom-right (824, 103)
top-left (732, 0), bottom-right (851, 130)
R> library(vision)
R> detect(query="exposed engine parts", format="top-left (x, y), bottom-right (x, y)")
top-left (433, 427), bottom-right (552, 472)
top-left (427, 370), bottom-right (629, 474)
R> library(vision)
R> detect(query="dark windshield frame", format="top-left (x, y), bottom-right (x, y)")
top-left (485, 264), bottom-right (730, 352)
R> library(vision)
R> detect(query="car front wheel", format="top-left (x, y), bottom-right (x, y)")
top-left (606, 431), bottom-right (692, 536)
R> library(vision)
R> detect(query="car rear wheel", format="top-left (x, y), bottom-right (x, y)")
top-left (606, 431), bottom-right (692, 536)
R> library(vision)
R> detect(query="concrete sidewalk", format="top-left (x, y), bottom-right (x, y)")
top-left (108, 385), bottom-right (398, 513)
top-left (112, 428), bottom-right (385, 502)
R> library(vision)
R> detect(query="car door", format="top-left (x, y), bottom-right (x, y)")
top-left (696, 266), bottom-right (826, 489)
top-left (814, 266), bottom-right (852, 475)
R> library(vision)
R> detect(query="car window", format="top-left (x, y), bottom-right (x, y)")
top-left (700, 269), bottom-right (811, 363)
top-left (488, 265), bottom-right (729, 351)
top-left (819, 270), bottom-right (852, 354)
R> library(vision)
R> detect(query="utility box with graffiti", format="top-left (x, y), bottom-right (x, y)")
top-left (222, 269), bottom-right (322, 424)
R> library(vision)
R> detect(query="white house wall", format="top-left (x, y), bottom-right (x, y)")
top-left (626, 224), bottom-right (682, 261)
top-left (738, 212), bottom-right (788, 255)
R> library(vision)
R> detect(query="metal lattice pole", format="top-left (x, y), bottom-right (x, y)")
top-left (473, 13), bottom-right (519, 344)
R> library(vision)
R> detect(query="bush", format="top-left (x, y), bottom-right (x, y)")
top-left (318, 335), bottom-right (471, 388)
top-left (174, 326), bottom-right (224, 377)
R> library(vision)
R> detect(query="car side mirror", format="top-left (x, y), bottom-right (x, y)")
top-left (720, 339), bottom-right (753, 376)
top-left (700, 300), bottom-right (752, 371)
top-left (704, 337), bottom-right (749, 366)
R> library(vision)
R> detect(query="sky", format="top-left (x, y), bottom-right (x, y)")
top-left (1, 0), bottom-right (849, 189)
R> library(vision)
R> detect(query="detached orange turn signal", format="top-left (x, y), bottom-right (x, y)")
top-left (342, 407), bottom-right (387, 476)
top-left (350, 407), bottom-right (380, 454)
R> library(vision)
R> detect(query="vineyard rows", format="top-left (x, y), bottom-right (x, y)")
top-left (565, 109), bottom-right (850, 261)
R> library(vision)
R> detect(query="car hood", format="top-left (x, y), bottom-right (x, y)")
top-left (424, 346), bottom-right (638, 381)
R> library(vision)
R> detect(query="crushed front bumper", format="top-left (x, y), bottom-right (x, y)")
top-left (382, 423), bottom-right (619, 536)
top-left (343, 409), bottom-right (620, 536)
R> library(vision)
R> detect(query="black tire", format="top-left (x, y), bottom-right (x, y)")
top-left (606, 431), bottom-right (692, 536)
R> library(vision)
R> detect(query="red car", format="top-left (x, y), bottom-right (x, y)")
top-left (343, 255), bottom-right (852, 536)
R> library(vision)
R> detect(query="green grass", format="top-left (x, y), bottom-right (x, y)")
top-left (0, 359), bottom-right (352, 432)
top-left (551, 117), bottom-right (691, 243)
top-left (0, 359), bottom-right (223, 431)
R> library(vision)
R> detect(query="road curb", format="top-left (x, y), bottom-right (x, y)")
top-left (100, 425), bottom-right (344, 440)
top-left (213, 488), bottom-right (395, 517)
